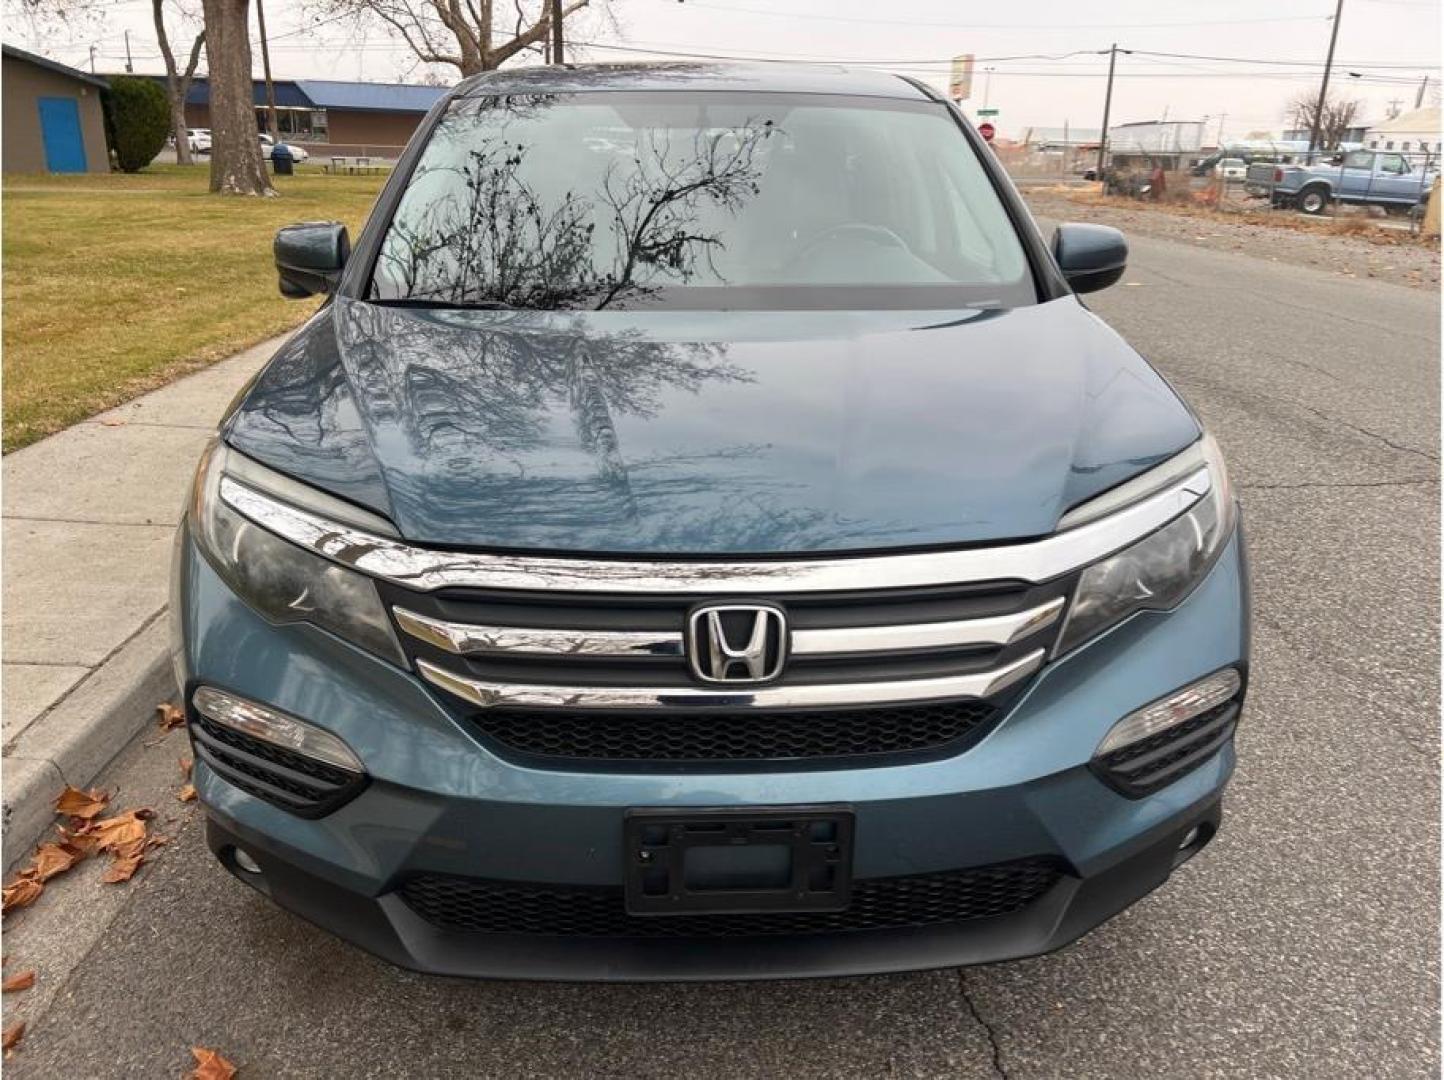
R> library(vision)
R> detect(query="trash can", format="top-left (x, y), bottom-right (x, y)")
top-left (271, 144), bottom-right (294, 176)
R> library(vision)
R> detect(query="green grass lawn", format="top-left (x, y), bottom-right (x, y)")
top-left (2, 164), bottom-right (389, 451)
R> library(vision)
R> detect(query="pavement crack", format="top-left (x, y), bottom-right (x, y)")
top-left (959, 970), bottom-right (1008, 1079)
top-left (1292, 404), bottom-right (1440, 464)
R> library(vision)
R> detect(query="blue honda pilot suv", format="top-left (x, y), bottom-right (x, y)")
top-left (172, 63), bottom-right (1249, 981)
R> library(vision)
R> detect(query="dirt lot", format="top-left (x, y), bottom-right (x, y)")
top-left (1023, 188), bottom-right (1441, 291)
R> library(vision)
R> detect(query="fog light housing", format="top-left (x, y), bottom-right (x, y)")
top-left (1092, 669), bottom-right (1243, 798)
top-left (1096, 668), bottom-right (1242, 757)
top-left (192, 686), bottom-right (363, 773)
top-left (233, 848), bottom-right (263, 874)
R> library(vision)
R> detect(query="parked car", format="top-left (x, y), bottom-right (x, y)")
top-left (187, 128), bottom-right (211, 154)
top-left (1268, 149), bottom-right (1436, 214)
top-left (1213, 157), bottom-right (1246, 181)
top-left (259, 133), bottom-right (310, 163)
top-left (173, 63), bottom-right (1248, 982)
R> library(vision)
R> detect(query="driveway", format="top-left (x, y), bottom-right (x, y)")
top-left (2, 217), bottom-right (1438, 1079)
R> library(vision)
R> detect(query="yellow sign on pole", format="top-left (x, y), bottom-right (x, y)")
top-left (949, 54), bottom-right (975, 102)
top-left (1424, 177), bottom-right (1440, 238)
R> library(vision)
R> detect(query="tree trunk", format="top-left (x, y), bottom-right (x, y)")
top-left (200, 0), bottom-right (274, 195)
top-left (172, 106), bottom-right (191, 165)
top-left (154, 0), bottom-right (205, 167)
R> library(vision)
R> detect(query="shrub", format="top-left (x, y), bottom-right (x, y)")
top-left (104, 77), bottom-right (170, 173)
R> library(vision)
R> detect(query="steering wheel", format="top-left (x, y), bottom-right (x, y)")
top-left (787, 223), bottom-right (911, 266)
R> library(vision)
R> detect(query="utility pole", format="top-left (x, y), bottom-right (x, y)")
top-left (1307, 0), bottom-right (1345, 160)
top-left (88, 44), bottom-right (96, 73)
top-left (1416, 74), bottom-right (1429, 110)
top-left (124, 29), bottom-right (133, 72)
top-left (1095, 44), bottom-right (1124, 181)
top-left (1216, 112), bottom-right (1227, 148)
top-left (983, 66), bottom-right (995, 109)
top-left (550, 0), bottom-right (564, 65)
top-left (255, 0), bottom-right (280, 140)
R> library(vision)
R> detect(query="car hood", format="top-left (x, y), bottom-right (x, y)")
top-left (223, 296), bottom-right (1199, 555)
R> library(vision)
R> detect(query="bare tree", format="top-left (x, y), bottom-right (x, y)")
top-left (153, 0), bottom-right (206, 164)
top-left (316, 0), bottom-right (591, 76)
top-left (199, 0), bottom-right (274, 194)
top-left (1288, 92), bottom-right (1363, 150)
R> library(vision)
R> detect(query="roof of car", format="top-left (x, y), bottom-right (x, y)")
top-left (455, 62), bottom-right (936, 102)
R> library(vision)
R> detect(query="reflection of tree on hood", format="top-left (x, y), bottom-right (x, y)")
top-left (335, 304), bottom-right (753, 461)
top-left (373, 112), bottom-right (776, 310)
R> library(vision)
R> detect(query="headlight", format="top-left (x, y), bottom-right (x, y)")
top-left (1055, 434), bottom-right (1236, 656)
top-left (187, 439), bottom-right (405, 665)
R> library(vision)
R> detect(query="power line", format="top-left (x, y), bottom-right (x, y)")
top-left (675, 1), bottom-right (1339, 31)
top-left (566, 41), bottom-right (1434, 81)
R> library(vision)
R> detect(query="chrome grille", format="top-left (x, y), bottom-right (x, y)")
top-left (381, 577), bottom-right (1072, 766)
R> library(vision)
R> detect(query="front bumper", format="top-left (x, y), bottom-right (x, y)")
top-left (205, 796), bottom-right (1224, 981)
top-left (175, 525), bottom-right (1249, 981)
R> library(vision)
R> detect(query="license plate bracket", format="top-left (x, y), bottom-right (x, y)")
top-left (623, 806), bottom-right (854, 916)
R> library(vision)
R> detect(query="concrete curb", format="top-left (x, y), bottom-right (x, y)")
top-left (3, 615), bottom-right (176, 872)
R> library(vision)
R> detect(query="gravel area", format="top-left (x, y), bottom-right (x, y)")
top-left (1024, 189), bottom-right (1441, 291)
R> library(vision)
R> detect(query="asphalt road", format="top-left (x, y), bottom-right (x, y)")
top-left (3, 221), bottom-right (1439, 1079)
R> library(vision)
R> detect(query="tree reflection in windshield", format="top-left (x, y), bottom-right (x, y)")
top-left (373, 94), bottom-right (777, 310)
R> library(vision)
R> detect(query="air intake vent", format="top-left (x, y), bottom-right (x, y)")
top-left (470, 700), bottom-right (999, 768)
top-left (399, 858), bottom-right (1065, 938)
top-left (190, 715), bottom-right (366, 817)
top-left (1091, 703), bottom-right (1239, 798)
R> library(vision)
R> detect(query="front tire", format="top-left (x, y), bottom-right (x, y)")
top-left (1298, 186), bottom-right (1329, 215)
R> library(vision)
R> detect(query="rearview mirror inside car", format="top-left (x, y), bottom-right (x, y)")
top-left (274, 222), bottom-right (350, 298)
top-left (1052, 223), bottom-right (1128, 294)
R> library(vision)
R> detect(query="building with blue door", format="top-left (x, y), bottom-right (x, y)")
top-left (3, 44), bottom-right (110, 174)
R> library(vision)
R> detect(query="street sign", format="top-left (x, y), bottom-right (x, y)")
top-left (976, 108), bottom-right (999, 117)
top-left (949, 54), bottom-right (975, 102)
top-left (978, 121), bottom-right (996, 142)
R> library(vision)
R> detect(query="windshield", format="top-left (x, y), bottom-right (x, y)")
top-left (368, 91), bottom-right (1035, 310)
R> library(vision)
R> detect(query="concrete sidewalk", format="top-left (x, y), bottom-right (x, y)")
top-left (2, 336), bottom-right (282, 866)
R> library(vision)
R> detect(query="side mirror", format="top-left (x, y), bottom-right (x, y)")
top-left (1053, 223), bottom-right (1128, 294)
top-left (274, 222), bottom-right (349, 298)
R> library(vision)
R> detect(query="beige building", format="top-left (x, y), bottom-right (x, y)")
top-left (3, 44), bottom-right (110, 174)
top-left (1365, 106), bottom-right (1441, 158)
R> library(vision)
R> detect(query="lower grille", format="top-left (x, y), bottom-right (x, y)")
top-left (189, 715), bottom-right (366, 817)
top-left (1092, 702), bottom-right (1239, 798)
top-left (398, 859), bottom-right (1063, 938)
top-left (470, 699), bottom-right (999, 767)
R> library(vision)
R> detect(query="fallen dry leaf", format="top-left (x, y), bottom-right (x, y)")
top-left (53, 785), bottom-right (108, 820)
top-left (188, 1046), bottom-right (237, 1080)
top-left (179, 756), bottom-right (193, 780)
top-left (99, 418), bottom-right (127, 427)
top-left (1, 970), bottom-right (35, 993)
top-left (156, 703), bottom-right (185, 731)
top-left (1, 877), bottom-right (43, 915)
top-left (100, 833), bottom-right (149, 884)
top-left (177, 784), bottom-right (198, 803)
top-left (29, 842), bottom-right (83, 883)
top-left (56, 825), bottom-right (99, 857)
top-left (86, 811), bottom-right (149, 852)
top-left (2, 1022), bottom-right (23, 1050)
top-left (101, 853), bottom-right (145, 884)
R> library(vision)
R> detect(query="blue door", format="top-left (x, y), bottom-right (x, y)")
top-left (37, 97), bottom-right (87, 173)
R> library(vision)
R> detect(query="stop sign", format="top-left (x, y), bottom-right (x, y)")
top-left (978, 121), bottom-right (996, 142)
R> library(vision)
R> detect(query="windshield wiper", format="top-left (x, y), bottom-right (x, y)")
top-left (369, 297), bottom-right (519, 311)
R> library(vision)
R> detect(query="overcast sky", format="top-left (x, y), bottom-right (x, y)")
top-left (15, 0), bottom-right (1442, 140)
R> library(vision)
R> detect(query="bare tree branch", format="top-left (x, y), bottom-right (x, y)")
top-left (314, 0), bottom-right (596, 75)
